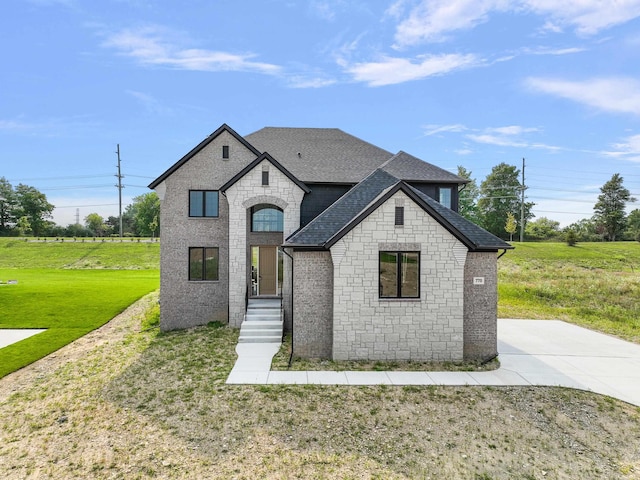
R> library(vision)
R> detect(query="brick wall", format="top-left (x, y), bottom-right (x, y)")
top-left (156, 130), bottom-right (257, 331)
top-left (293, 251), bottom-right (333, 358)
top-left (463, 252), bottom-right (498, 361)
top-left (330, 191), bottom-right (465, 361)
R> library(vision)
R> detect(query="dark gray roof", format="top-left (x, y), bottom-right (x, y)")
top-left (286, 169), bottom-right (399, 246)
top-left (244, 127), bottom-right (394, 183)
top-left (286, 168), bottom-right (512, 252)
top-left (381, 151), bottom-right (466, 184)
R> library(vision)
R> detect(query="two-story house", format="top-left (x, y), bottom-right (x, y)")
top-left (149, 124), bottom-right (512, 362)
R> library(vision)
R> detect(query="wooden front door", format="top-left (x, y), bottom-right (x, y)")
top-left (258, 246), bottom-right (277, 295)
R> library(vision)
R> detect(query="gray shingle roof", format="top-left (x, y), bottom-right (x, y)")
top-left (285, 169), bottom-right (399, 246)
top-left (285, 168), bottom-right (512, 252)
top-left (380, 151), bottom-right (466, 184)
top-left (244, 127), bottom-right (394, 183)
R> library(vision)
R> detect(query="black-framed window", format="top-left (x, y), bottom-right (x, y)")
top-left (189, 247), bottom-right (219, 281)
top-left (222, 145), bottom-right (229, 159)
top-left (438, 187), bottom-right (452, 209)
top-left (379, 251), bottom-right (420, 298)
top-left (262, 170), bottom-right (269, 186)
top-left (189, 190), bottom-right (219, 217)
top-left (395, 206), bottom-right (404, 226)
top-left (251, 204), bottom-right (283, 232)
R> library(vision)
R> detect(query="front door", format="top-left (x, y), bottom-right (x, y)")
top-left (257, 246), bottom-right (277, 295)
top-left (251, 245), bottom-right (281, 296)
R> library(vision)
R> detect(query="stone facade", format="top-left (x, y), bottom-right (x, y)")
top-left (224, 160), bottom-right (306, 327)
top-left (330, 191), bottom-right (465, 361)
top-left (463, 252), bottom-right (498, 361)
top-left (156, 130), bottom-right (258, 331)
top-left (292, 251), bottom-right (334, 358)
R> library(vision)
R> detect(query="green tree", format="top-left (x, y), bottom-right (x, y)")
top-left (13, 184), bottom-right (54, 237)
top-left (525, 217), bottom-right (561, 241)
top-left (84, 213), bottom-right (107, 236)
top-left (0, 177), bottom-right (17, 234)
top-left (626, 209), bottom-right (640, 241)
top-left (593, 174), bottom-right (636, 241)
top-left (125, 192), bottom-right (160, 237)
top-left (456, 166), bottom-right (480, 224)
top-left (505, 212), bottom-right (517, 241)
top-left (477, 163), bottom-right (534, 239)
top-left (565, 218), bottom-right (599, 242)
top-left (16, 216), bottom-right (32, 236)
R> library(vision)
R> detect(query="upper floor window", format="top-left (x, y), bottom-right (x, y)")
top-left (379, 251), bottom-right (420, 299)
top-left (395, 206), bottom-right (404, 226)
top-left (189, 190), bottom-right (219, 217)
top-left (262, 170), bottom-right (269, 186)
top-left (222, 145), bottom-right (229, 159)
top-left (438, 187), bottom-right (452, 209)
top-left (251, 204), bottom-right (283, 232)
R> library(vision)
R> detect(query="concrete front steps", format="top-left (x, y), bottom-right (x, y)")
top-left (238, 298), bottom-right (283, 343)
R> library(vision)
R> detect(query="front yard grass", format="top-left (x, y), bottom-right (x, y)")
top-left (1, 298), bottom-right (639, 479)
top-left (498, 242), bottom-right (640, 343)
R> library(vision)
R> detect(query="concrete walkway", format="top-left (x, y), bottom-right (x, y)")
top-left (0, 329), bottom-right (46, 349)
top-left (226, 319), bottom-right (640, 407)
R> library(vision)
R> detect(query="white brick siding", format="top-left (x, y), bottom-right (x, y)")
top-left (330, 191), bottom-right (465, 361)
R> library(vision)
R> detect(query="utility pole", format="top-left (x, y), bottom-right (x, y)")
top-left (75, 208), bottom-right (80, 225)
top-left (519, 157), bottom-right (526, 242)
top-left (115, 144), bottom-right (124, 238)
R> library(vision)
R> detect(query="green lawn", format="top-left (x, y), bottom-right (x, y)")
top-left (499, 242), bottom-right (640, 342)
top-left (0, 239), bottom-right (159, 377)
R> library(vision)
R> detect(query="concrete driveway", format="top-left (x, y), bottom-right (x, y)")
top-left (228, 319), bottom-right (640, 406)
top-left (498, 319), bottom-right (640, 406)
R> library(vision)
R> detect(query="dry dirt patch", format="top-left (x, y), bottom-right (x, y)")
top-left (1, 295), bottom-right (639, 479)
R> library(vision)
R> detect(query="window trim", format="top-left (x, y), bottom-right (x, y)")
top-left (379, 251), bottom-right (420, 299)
top-left (189, 190), bottom-right (219, 218)
top-left (188, 247), bottom-right (219, 281)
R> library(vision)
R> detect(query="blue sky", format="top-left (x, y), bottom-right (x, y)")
top-left (2, 0), bottom-right (640, 227)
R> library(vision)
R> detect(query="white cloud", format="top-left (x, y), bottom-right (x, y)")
top-left (526, 77), bottom-right (640, 116)
top-left (126, 90), bottom-right (172, 115)
top-left (602, 133), bottom-right (640, 162)
top-left (525, 0), bottom-right (640, 36)
top-left (103, 26), bottom-right (281, 75)
top-left (393, 0), bottom-right (507, 46)
top-left (286, 76), bottom-right (337, 88)
top-left (346, 53), bottom-right (478, 86)
top-left (454, 148), bottom-right (473, 155)
top-left (466, 125), bottom-right (561, 151)
top-left (422, 124), bottom-right (468, 136)
top-left (391, 0), bottom-right (640, 47)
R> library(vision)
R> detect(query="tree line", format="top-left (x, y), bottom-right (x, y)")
top-left (0, 176), bottom-right (159, 238)
top-left (2, 166), bottom-right (637, 242)
top-left (457, 164), bottom-right (638, 243)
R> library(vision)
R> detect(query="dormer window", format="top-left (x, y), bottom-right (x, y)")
top-left (438, 187), bottom-right (452, 209)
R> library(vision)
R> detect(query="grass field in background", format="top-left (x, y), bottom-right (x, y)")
top-left (0, 239), bottom-right (159, 377)
top-left (498, 242), bottom-right (640, 342)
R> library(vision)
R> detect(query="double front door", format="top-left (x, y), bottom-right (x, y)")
top-left (251, 246), bottom-right (281, 296)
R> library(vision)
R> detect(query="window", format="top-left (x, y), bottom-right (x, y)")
top-left (262, 170), bottom-right (269, 186)
top-left (379, 251), bottom-right (420, 298)
top-left (395, 206), bottom-right (404, 226)
top-left (189, 190), bottom-right (219, 217)
top-left (251, 204), bottom-right (283, 232)
top-left (189, 247), bottom-right (219, 281)
top-left (222, 145), bottom-right (229, 159)
top-left (438, 187), bottom-right (452, 209)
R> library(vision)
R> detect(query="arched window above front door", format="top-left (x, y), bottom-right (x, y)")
top-left (251, 204), bottom-right (283, 232)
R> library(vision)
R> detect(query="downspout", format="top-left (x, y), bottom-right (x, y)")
top-left (497, 248), bottom-right (508, 260)
top-left (220, 191), bottom-right (232, 322)
top-left (280, 246), bottom-right (294, 368)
